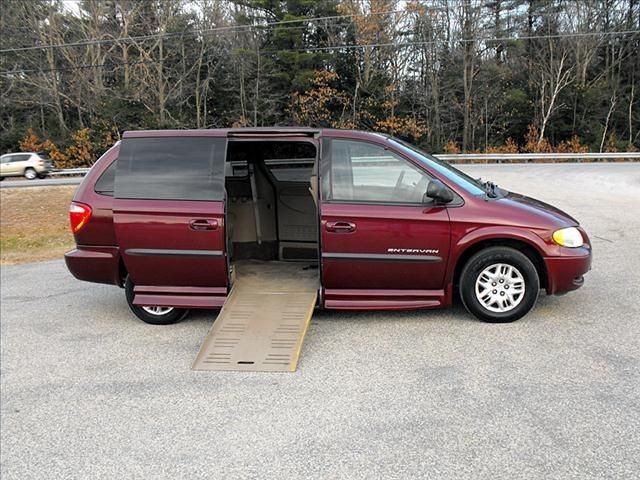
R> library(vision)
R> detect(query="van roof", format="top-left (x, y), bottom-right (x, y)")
top-left (121, 127), bottom-right (388, 141)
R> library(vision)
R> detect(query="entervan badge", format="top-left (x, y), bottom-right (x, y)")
top-left (387, 248), bottom-right (440, 255)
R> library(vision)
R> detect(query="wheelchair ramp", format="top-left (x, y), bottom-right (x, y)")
top-left (192, 261), bottom-right (318, 372)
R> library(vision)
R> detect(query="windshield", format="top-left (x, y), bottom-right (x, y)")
top-left (389, 138), bottom-right (485, 196)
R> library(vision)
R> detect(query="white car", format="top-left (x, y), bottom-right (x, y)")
top-left (0, 152), bottom-right (53, 180)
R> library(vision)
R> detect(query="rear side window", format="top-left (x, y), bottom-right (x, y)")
top-left (10, 154), bottom-right (30, 163)
top-left (115, 137), bottom-right (226, 201)
top-left (94, 160), bottom-right (116, 196)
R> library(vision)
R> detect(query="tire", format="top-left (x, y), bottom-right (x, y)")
top-left (0, 177), bottom-right (4, 181)
top-left (37, 172), bottom-right (47, 179)
top-left (24, 168), bottom-right (37, 180)
top-left (459, 246), bottom-right (540, 323)
top-left (124, 276), bottom-right (189, 325)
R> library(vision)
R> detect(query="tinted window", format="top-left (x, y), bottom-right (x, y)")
top-left (329, 139), bottom-right (431, 204)
top-left (115, 137), bottom-right (226, 201)
top-left (264, 159), bottom-right (314, 182)
top-left (10, 154), bottom-right (30, 163)
top-left (94, 160), bottom-right (116, 196)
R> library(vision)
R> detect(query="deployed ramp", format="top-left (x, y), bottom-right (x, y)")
top-left (192, 261), bottom-right (318, 372)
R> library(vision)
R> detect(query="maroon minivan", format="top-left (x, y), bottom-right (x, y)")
top-left (65, 128), bottom-right (591, 324)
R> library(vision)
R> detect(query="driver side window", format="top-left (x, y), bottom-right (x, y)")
top-left (329, 139), bottom-right (430, 203)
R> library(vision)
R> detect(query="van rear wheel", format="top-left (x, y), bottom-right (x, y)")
top-left (459, 247), bottom-right (539, 323)
top-left (124, 277), bottom-right (189, 325)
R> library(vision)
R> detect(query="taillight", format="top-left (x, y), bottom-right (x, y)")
top-left (69, 202), bottom-right (92, 233)
top-left (38, 160), bottom-right (44, 167)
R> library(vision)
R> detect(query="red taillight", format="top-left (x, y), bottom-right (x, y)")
top-left (69, 202), bottom-right (92, 233)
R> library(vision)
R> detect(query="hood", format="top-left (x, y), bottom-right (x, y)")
top-left (503, 191), bottom-right (579, 225)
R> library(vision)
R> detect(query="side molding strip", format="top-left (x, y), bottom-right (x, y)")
top-left (322, 252), bottom-right (441, 262)
top-left (126, 248), bottom-right (223, 257)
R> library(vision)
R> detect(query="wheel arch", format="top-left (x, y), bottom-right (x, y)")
top-left (452, 237), bottom-right (548, 291)
top-left (118, 256), bottom-right (128, 287)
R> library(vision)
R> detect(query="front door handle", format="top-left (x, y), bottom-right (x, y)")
top-left (325, 221), bottom-right (356, 233)
top-left (189, 219), bottom-right (218, 231)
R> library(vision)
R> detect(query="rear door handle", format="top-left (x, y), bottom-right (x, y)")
top-left (325, 221), bottom-right (356, 233)
top-left (189, 219), bottom-right (218, 231)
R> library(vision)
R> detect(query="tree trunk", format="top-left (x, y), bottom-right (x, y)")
top-left (494, 0), bottom-right (503, 64)
top-left (600, 93), bottom-right (617, 152)
top-left (195, 54), bottom-right (203, 128)
top-left (46, 47), bottom-right (67, 132)
top-left (462, 0), bottom-right (475, 152)
top-left (157, 36), bottom-right (166, 125)
top-left (254, 46), bottom-right (260, 127)
top-left (629, 83), bottom-right (635, 146)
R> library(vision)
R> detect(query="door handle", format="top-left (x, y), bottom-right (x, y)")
top-left (189, 219), bottom-right (218, 231)
top-left (325, 221), bottom-right (356, 233)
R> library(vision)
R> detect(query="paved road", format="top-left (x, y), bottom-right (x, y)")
top-left (2, 164), bottom-right (639, 479)
top-left (0, 177), bottom-right (83, 188)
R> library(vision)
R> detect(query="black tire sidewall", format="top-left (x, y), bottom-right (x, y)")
top-left (460, 247), bottom-right (540, 323)
top-left (124, 277), bottom-right (188, 325)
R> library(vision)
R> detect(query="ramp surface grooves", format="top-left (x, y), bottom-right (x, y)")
top-left (192, 261), bottom-right (318, 372)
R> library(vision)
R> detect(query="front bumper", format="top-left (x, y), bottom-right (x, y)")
top-left (544, 246), bottom-right (592, 295)
top-left (65, 246), bottom-right (121, 286)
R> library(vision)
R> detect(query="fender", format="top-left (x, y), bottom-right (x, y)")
top-left (444, 225), bottom-right (557, 287)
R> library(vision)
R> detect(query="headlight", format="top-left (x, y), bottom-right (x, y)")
top-left (552, 227), bottom-right (584, 248)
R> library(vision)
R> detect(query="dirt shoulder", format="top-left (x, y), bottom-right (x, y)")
top-left (0, 186), bottom-right (76, 265)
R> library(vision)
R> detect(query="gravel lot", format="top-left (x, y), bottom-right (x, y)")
top-left (1, 163), bottom-right (639, 479)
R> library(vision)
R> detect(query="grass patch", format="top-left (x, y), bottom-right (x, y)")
top-left (0, 186), bottom-right (76, 265)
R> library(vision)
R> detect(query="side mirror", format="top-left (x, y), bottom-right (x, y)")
top-left (426, 179), bottom-right (454, 204)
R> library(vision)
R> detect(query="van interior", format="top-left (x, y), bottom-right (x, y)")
top-left (224, 139), bottom-right (319, 286)
top-left (194, 139), bottom-right (321, 371)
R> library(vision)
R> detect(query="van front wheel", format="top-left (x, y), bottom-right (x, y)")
top-left (125, 277), bottom-right (189, 325)
top-left (459, 247), bottom-right (540, 323)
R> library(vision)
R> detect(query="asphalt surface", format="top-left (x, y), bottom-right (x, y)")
top-left (0, 177), bottom-right (82, 188)
top-left (1, 163), bottom-right (639, 479)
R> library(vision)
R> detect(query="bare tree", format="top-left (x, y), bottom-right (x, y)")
top-left (536, 41), bottom-right (574, 146)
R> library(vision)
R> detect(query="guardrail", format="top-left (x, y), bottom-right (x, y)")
top-left (47, 152), bottom-right (639, 177)
top-left (49, 168), bottom-right (90, 176)
top-left (436, 152), bottom-right (640, 162)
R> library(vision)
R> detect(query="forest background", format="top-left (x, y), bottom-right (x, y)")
top-left (1, 0), bottom-right (638, 168)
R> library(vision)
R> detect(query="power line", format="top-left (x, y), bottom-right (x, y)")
top-left (273, 29), bottom-right (640, 53)
top-left (0, 59), bottom-right (156, 76)
top-left (1, 29), bottom-right (637, 77)
top-left (0, 4), bottom-right (632, 54)
top-left (0, 8), bottom-right (418, 54)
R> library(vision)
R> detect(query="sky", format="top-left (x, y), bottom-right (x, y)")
top-left (62, 0), bottom-right (81, 15)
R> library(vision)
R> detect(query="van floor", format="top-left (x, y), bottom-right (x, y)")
top-left (192, 260), bottom-right (318, 372)
top-left (232, 259), bottom-right (318, 291)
